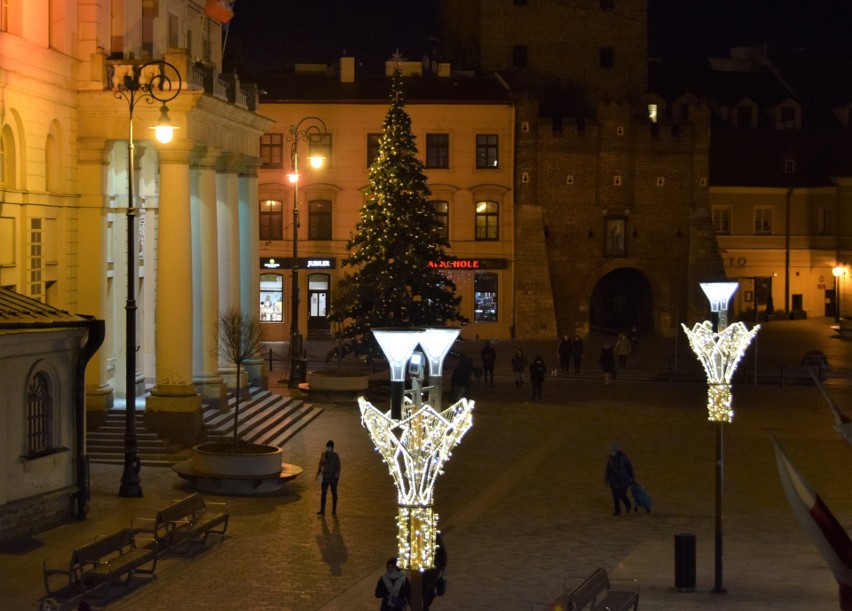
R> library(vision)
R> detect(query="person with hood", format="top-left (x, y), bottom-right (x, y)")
top-left (604, 443), bottom-right (635, 516)
top-left (529, 354), bottom-right (548, 400)
top-left (375, 557), bottom-right (410, 610)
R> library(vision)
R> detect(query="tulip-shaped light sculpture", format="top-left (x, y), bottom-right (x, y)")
top-left (682, 281), bottom-right (759, 594)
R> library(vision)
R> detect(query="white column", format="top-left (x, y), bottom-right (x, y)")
top-left (78, 139), bottom-right (114, 423)
top-left (239, 158), bottom-right (265, 387)
top-left (146, 143), bottom-right (202, 448)
top-left (217, 154), bottom-right (241, 312)
top-left (191, 146), bottom-right (227, 408)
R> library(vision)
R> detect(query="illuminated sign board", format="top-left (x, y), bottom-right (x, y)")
top-left (260, 258), bottom-right (336, 269)
top-left (428, 258), bottom-right (507, 270)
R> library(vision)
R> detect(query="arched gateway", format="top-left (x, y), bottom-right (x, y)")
top-left (589, 268), bottom-right (654, 335)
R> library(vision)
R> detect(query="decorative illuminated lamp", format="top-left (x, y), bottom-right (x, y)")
top-left (359, 328), bottom-right (474, 574)
top-left (682, 280), bottom-right (759, 595)
top-left (681, 282), bottom-right (758, 422)
top-left (372, 328), bottom-right (424, 419)
top-left (150, 104), bottom-right (177, 144)
top-left (417, 327), bottom-right (460, 410)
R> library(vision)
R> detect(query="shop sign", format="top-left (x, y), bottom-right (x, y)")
top-left (428, 258), bottom-right (507, 270)
top-left (261, 257), bottom-right (336, 269)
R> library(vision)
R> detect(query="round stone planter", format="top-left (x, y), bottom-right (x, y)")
top-left (171, 443), bottom-right (302, 496)
top-left (304, 369), bottom-right (370, 401)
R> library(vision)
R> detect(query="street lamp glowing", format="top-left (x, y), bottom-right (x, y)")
top-left (308, 154), bottom-right (324, 169)
top-left (150, 104), bottom-right (177, 143)
top-left (418, 328), bottom-right (460, 411)
top-left (287, 170), bottom-right (299, 184)
top-left (700, 281), bottom-right (738, 312)
top-left (374, 328), bottom-right (424, 381)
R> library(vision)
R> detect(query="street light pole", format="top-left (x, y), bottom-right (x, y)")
top-left (286, 117), bottom-right (327, 387)
top-left (114, 60), bottom-right (182, 497)
top-left (833, 265), bottom-right (845, 322)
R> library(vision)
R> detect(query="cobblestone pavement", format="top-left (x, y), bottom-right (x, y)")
top-left (2, 319), bottom-right (851, 610)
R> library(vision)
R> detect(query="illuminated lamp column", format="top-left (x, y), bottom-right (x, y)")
top-left (682, 281), bottom-right (759, 594)
top-left (833, 265), bottom-right (845, 322)
top-left (418, 327), bottom-right (461, 411)
top-left (360, 328), bottom-right (474, 611)
top-left (373, 328), bottom-right (424, 419)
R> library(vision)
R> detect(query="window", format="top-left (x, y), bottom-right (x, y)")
top-left (308, 133), bottom-right (332, 166)
top-left (737, 106), bottom-right (753, 129)
top-left (2, 124), bottom-right (16, 188)
top-left (818, 207), bottom-right (831, 234)
top-left (260, 133), bottom-right (284, 169)
top-left (260, 274), bottom-right (283, 322)
top-left (599, 47), bottom-right (614, 69)
top-left (476, 135), bottom-right (499, 168)
top-left (712, 206), bottom-right (731, 234)
top-left (780, 106), bottom-right (795, 124)
top-left (259, 199), bottom-right (283, 241)
top-left (784, 158), bottom-right (796, 174)
top-left (605, 217), bottom-right (625, 257)
top-left (475, 201), bottom-right (499, 240)
top-left (512, 45), bottom-right (528, 68)
top-left (432, 200), bottom-right (449, 241)
top-left (29, 218), bottom-right (43, 300)
top-left (426, 134), bottom-right (449, 168)
top-left (474, 272), bottom-right (498, 322)
top-left (754, 206), bottom-right (773, 234)
top-left (367, 133), bottom-right (381, 167)
top-left (27, 371), bottom-right (53, 457)
top-left (308, 200), bottom-right (332, 240)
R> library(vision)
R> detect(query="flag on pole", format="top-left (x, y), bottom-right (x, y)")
top-left (772, 436), bottom-right (852, 609)
top-left (204, 0), bottom-right (234, 24)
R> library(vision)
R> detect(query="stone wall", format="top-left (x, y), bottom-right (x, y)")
top-left (0, 488), bottom-right (76, 544)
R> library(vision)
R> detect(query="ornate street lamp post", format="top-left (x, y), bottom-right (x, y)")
top-left (286, 117), bottom-right (327, 387)
top-left (833, 264), bottom-right (846, 322)
top-left (361, 328), bottom-right (472, 611)
top-left (682, 282), bottom-right (759, 593)
top-left (114, 60), bottom-right (182, 497)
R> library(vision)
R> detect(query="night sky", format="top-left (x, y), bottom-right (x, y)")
top-left (221, 0), bottom-right (852, 76)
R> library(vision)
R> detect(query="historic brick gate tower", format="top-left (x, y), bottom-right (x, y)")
top-left (440, 0), bottom-right (724, 339)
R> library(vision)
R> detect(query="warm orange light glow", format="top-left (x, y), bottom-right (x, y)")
top-left (287, 171), bottom-right (299, 184)
top-left (308, 155), bottom-right (324, 169)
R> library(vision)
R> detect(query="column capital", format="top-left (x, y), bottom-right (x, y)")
top-left (77, 138), bottom-right (112, 164)
top-left (217, 152), bottom-right (244, 174)
top-left (238, 156), bottom-right (263, 177)
top-left (191, 145), bottom-right (223, 169)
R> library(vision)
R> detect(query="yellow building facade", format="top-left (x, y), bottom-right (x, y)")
top-left (257, 61), bottom-right (516, 342)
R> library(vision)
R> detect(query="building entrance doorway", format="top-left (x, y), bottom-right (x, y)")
top-left (307, 273), bottom-right (331, 338)
top-left (589, 268), bottom-right (653, 335)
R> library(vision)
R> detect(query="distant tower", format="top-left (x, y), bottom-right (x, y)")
top-left (439, 0), bottom-right (723, 338)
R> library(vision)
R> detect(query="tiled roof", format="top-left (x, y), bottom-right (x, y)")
top-left (0, 288), bottom-right (89, 327)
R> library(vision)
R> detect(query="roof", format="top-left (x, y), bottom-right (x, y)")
top-left (258, 73), bottom-right (512, 105)
top-left (0, 288), bottom-right (91, 328)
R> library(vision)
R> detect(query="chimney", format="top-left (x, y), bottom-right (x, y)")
top-left (340, 56), bottom-right (355, 83)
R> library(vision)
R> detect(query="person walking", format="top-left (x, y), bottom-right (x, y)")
top-left (599, 343), bottom-right (616, 385)
top-left (614, 333), bottom-right (631, 368)
top-left (604, 443), bottom-right (635, 516)
top-left (422, 532), bottom-right (448, 611)
top-left (529, 354), bottom-right (547, 400)
top-left (375, 557), bottom-right (410, 611)
top-left (630, 325), bottom-right (640, 355)
top-left (557, 334), bottom-right (573, 375)
top-left (571, 334), bottom-right (584, 374)
top-left (316, 440), bottom-right (341, 516)
top-left (480, 340), bottom-right (496, 386)
top-left (511, 348), bottom-right (528, 387)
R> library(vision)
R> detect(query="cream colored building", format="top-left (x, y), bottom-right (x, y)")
top-left (257, 59), bottom-right (516, 342)
top-left (1, 0), bottom-right (272, 450)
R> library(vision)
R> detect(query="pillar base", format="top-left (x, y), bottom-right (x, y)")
top-left (193, 374), bottom-right (227, 411)
top-left (145, 385), bottom-right (203, 448)
top-left (244, 357), bottom-right (267, 390)
top-left (85, 383), bottom-right (114, 430)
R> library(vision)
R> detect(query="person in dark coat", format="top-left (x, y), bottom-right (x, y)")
top-left (557, 334), bottom-right (573, 375)
top-left (451, 354), bottom-right (473, 401)
top-left (316, 440), bottom-right (341, 516)
top-left (422, 532), bottom-right (448, 611)
top-left (480, 341), bottom-right (496, 386)
top-left (571, 335), bottom-right (584, 374)
top-left (375, 557), bottom-right (410, 611)
top-left (529, 354), bottom-right (547, 400)
top-left (599, 343), bottom-right (616, 385)
top-left (604, 443), bottom-right (635, 516)
top-left (511, 348), bottom-right (528, 386)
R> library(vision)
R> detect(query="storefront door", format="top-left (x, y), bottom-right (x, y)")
top-left (308, 273), bottom-right (331, 337)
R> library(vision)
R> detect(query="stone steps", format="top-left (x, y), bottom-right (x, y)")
top-left (86, 388), bottom-right (321, 465)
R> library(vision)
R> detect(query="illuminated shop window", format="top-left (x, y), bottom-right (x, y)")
top-left (260, 273), bottom-right (283, 322)
top-left (474, 272), bottom-right (498, 323)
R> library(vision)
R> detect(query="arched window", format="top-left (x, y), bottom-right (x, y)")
top-left (27, 371), bottom-right (53, 456)
top-left (45, 132), bottom-right (61, 192)
top-left (2, 124), bottom-right (16, 189)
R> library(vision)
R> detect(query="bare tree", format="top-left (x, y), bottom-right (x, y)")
top-left (216, 308), bottom-right (264, 443)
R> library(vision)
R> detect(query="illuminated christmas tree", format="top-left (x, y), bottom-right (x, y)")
top-left (328, 70), bottom-right (465, 360)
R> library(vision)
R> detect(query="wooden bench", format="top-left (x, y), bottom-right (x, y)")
top-left (43, 527), bottom-right (157, 599)
top-left (546, 568), bottom-right (639, 611)
top-left (133, 492), bottom-right (229, 555)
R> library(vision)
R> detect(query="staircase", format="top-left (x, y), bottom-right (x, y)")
top-left (86, 389), bottom-right (321, 466)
